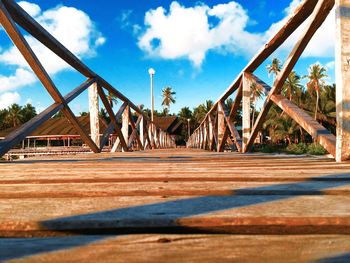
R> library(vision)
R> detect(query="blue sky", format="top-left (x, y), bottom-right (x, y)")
top-left (0, 0), bottom-right (335, 114)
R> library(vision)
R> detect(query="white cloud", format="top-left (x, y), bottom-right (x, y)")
top-left (138, 1), bottom-right (335, 67)
top-left (326, 60), bottom-right (335, 69)
top-left (0, 92), bottom-right (21, 109)
top-left (0, 1), bottom-right (105, 95)
top-left (267, 1), bottom-right (335, 59)
top-left (0, 68), bottom-right (36, 93)
top-left (18, 1), bottom-right (41, 17)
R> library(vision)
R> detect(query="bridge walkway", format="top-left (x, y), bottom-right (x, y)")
top-left (0, 149), bottom-right (350, 262)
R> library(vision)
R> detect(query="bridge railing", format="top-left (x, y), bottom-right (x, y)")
top-left (187, 0), bottom-right (341, 159)
top-left (0, 0), bottom-right (175, 158)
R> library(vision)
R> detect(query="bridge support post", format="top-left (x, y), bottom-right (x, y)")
top-left (88, 82), bottom-right (100, 147)
top-left (160, 131), bottom-right (164, 148)
top-left (217, 102), bottom-right (226, 152)
top-left (140, 115), bottom-right (145, 150)
top-left (208, 115), bottom-right (214, 150)
top-left (122, 105), bottom-right (129, 152)
top-left (154, 128), bottom-right (159, 148)
top-left (203, 121), bottom-right (208, 150)
top-left (336, 0), bottom-right (350, 162)
top-left (148, 124), bottom-right (154, 149)
top-left (242, 73), bottom-right (251, 153)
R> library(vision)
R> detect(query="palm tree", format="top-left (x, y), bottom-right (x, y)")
top-left (193, 104), bottom-right (207, 125)
top-left (225, 98), bottom-right (233, 110)
top-left (178, 107), bottom-right (193, 141)
top-left (250, 82), bottom-right (263, 128)
top-left (6, 104), bottom-right (23, 127)
top-left (0, 109), bottom-right (9, 129)
top-left (283, 71), bottom-right (302, 102)
top-left (305, 64), bottom-right (327, 120)
top-left (267, 58), bottom-right (282, 79)
top-left (161, 86), bottom-right (176, 113)
top-left (204, 100), bottom-right (214, 112)
top-left (263, 105), bottom-right (282, 143)
top-left (21, 103), bottom-right (37, 122)
top-left (160, 108), bottom-right (169, 116)
top-left (264, 106), bottom-right (300, 144)
top-left (107, 91), bottom-right (118, 108)
top-left (272, 115), bottom-right (300, 145)
top-left (178, 107), bottom-right (192, 120)
top-left (318, 84), bottom-right (336, 134)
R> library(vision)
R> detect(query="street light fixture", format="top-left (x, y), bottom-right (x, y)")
top-left (148, 68), bottom-right (155, 122)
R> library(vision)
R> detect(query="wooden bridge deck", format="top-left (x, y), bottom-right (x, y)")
top-left (0, 149), bottom-right (350, 262)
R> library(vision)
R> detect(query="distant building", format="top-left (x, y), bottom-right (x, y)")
top-left (0, 115), bottom-right (109, 148)
top-left (153, 116), bottom-right (183, 135)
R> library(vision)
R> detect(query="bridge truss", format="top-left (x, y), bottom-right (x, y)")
top-left (187, 0), bottom-right (350, 162)
top-left (0, 0), bottom-right (175, 158)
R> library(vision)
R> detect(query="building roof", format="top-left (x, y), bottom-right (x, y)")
top-left (153, 116), bottom-right (183, 135)
top-left (0, 115), bottom-right (109, 139)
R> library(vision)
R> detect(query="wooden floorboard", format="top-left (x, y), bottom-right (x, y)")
top-left (0, 149), bottom-right (349, 261)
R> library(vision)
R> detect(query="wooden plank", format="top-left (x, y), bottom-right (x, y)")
top-left (271, 94), bottom-right (336, 157)
top-left (335, 0), bottom-right (350, 161)
top-left (0, 149), bottom-right (350, 237)
top-left (1, 234), bottom-right (349, 263)
top-left (245, 0), bottom-right (335, 152)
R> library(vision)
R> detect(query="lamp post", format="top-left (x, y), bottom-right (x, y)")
top-left (187, 118), bottom-right (191, 139)
top-left (148, 68), bottom-right (155, 122)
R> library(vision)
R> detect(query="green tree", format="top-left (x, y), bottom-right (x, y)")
top-left (250, 82), bottom-right (263, 128)
top-left (0, 109), bottom-right (9, 129)
top-left (283, 71), bottom-right (302, 102)
top-left (6, 104), bottom-right (23, 127)
top-left (178, 107), bottom-right (193, 142)
top-left (318, 84), bottom-right (336, 134)
top-left (99, 108), bottom-right (109, 123)
top-left (305, 64), bottom-right (327, 120)
top-left (203, 100), bottom-right (214, 112)
top-left (53, 110), bottom-right (65, 118)
top-left (21, 103), bottom-right (37, 122)
top-left (107, 91), bottom-right (118, 108)
top-left (267, 58), bottom-right (282, 79)
top-left (161, 86), bottom-right (176, 113)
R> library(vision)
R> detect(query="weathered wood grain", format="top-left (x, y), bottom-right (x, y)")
top-left (0, 149), bottom-right (349, 261)
top-left (1, 234), bottom-right (350, 263)
top-left (335, 0), bottom-right (350, 161)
